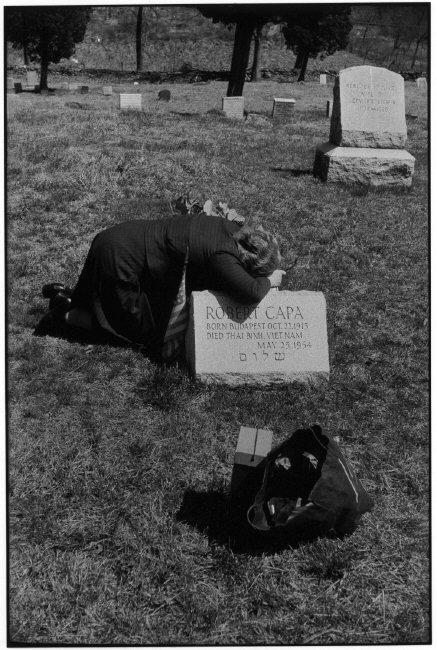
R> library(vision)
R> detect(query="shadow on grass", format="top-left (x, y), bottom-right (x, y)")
top-left (176, 488), bottom-right (305, 556)
top-left (270, 167), bottom-right (313, 178)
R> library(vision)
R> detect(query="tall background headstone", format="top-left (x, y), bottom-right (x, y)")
top-left (313, 65), bottom-right (415, 187)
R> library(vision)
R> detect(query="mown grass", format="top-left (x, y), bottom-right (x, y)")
top-left (7, 79), bottom-right (429, 644)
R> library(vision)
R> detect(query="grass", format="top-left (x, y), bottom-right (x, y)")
top-left (7, 77), bottom-right (429, 644)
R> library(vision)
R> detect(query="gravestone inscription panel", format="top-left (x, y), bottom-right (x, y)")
top-left (186, 290), bottom-right (330, 386)
top-left (329, 66), bottom-right (407, 148)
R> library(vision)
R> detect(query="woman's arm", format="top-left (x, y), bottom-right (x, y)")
top-left (208, 251), bottom-right (273, 304)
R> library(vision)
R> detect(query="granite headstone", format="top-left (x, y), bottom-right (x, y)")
top-left (186, 289), bottom-right (330, 386)
top-left (119, 93), bottom-right (142, 110)
top-left (272, 98), bottom-right (296, 124)
top-left (26, 71), bottom-right (38, 87)
top-left (222, 96), bottom-right (244, 119)
top-left (329, 65), bottom-right (407, 148)
top-left (158, 89), bottom-right (171, 101)
top-left (314, 65), bottom-right (415, 186)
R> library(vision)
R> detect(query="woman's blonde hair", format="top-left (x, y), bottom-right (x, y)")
top-left (233, 225), bottom-right (281, 276)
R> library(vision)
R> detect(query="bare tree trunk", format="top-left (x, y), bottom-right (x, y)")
top-left (388, 34), bottom-right (401, 69)
top-left (250, 24), bottom-right (262, 81)
top-left (39, 56), bottom-right (49, 90)
top-left (23, 43), bottom-right (29, 66)
top-left (21, 12), bottom-right (29, 65)
top-left (411, 39), bottom-right (421, 69)
top-left (136, 6), bottom-right (143, 72)
top-left (297, 51), bottom-right (309, 81)
top-left (227, 19), bottom-right (255, 96)
top-left (294, 50), bottom-right (304, 69)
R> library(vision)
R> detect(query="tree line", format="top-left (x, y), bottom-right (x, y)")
top-left (5, 4), bottom-right (428, 93)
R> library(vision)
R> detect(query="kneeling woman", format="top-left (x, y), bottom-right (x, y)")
top-left (36, 212), bottom-right (285, 355)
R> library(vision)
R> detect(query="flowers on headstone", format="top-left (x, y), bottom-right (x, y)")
top-left (172, 195), bottom-right (245, 224)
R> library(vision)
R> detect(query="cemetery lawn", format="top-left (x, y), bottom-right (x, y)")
top-left (7, 80), bottom-right (429, 644)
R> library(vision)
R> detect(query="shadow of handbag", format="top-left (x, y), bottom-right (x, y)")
top-left (247, 425), bottom-right (374, 542)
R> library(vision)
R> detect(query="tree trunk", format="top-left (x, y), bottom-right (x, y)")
top-left (250, 24), bottom-right (262, 82)
top-left (21, 12), bottom-right (29, 65)
top-left (227, 19), bottom-right (255, 97)
top-left (294, 50), bottom-right (304, 69)
top-left (297, 51), bottom-right (309, 81)
top-left (23, 43), bottom-right (29, 66)
top-left (411, 39), bottom-right (421, 69)
top-left (388, 34), bottom-right (401, 69)
top-left (136, 6), bottom-right (143, 72)
top-left (39, 55), bottom-right (49, 90)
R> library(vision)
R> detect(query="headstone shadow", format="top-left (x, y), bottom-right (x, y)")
top-left (270, 167), bottom-right (313, 177)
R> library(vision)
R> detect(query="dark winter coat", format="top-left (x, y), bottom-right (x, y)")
top-left (71, 214), bottom-right (271, 347)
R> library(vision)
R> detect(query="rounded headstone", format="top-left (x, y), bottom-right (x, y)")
top-left (329, 66), bottom-right (407, 149)
top-left (158, 89), bottom-right (171, 102)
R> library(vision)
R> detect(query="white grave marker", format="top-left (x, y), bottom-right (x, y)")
top-left (186, 289), bottom-right (330, 386)
top-left (326, 100), bottom-right (333, 117)
top-left (222, 96), bottom-right (244, 119)
top-left (102, 85), bottom-right (113, 95)
top-left (119, 93), bottom-right (142, 110)
top-left (26, 71), bottom-right (38, 87)
top-left (320, 74), bottom-right (327, 85)
top-left (272, 98), bottom-right (296, 123)
top-left (416, 77), bottom-right (427, 91)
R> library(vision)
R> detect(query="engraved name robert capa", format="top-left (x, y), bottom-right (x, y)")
top-left (205, 303), bottom-right (311, 350)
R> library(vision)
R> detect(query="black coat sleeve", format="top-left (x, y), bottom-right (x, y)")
top-left (208, 251), bottom-right (271, 304)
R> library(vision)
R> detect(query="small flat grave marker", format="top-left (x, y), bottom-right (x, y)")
top-left (80, 85), bottom-right (89, 94)
top-left (272, 97), bottom-right (296, 124)
top-left (186, 289), bottom-right (330, 386)
top-left (222, 96), bottom-right (244, 119)
top-left (102, 85), bottom-right (113, 95)
top-left (320, 74), bottom-right (327, 85)
top-left (416, 76), bottom-right (427, 91)
top-left (158, 89), bottom-right (171, 101)
top-left (14, 82), bottom-right (22, 94)
top-left (119, 93), bottom-right (142, 111)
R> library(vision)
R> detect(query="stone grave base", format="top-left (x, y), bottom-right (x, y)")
top-left (313, 143), bottom-right (415, 187)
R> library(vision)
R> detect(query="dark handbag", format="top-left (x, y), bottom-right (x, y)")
top-left (246, 425), bottom-right (374, 541)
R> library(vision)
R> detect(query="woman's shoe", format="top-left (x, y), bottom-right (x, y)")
top-left (49, 291), bottom-right (72, 310)
top-left (42, 282), bottom-right (66, 299)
